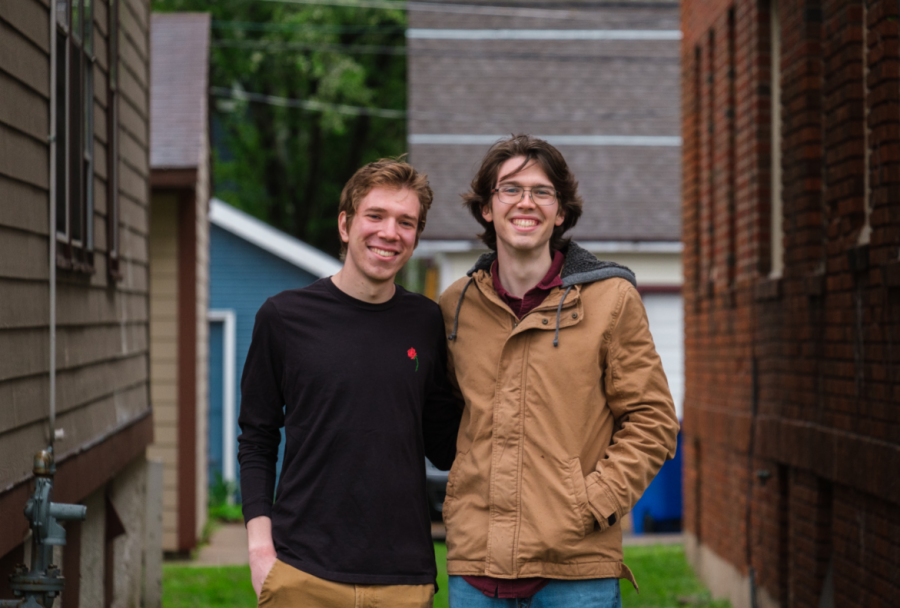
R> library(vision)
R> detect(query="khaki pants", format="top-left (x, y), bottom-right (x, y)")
top-left (258, 559), bottom-right (434, 608)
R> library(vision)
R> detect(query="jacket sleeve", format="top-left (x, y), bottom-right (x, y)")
top-left (422, 319), bottom-right (463, 471)
top-left (584, 283), bottom-right (680, 531)
top-left (237, 298), bottom-right (286, 524)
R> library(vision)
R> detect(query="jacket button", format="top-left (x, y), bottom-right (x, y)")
top-left (542, 319), bottom-right (549, 325)
top-left (572, 313), bottom-right (578, 319)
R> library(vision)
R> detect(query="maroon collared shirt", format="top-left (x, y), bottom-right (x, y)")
top-left (490, 250), bottom-right (565, 320)
top-left (461, 250), bottom-right (564, 599)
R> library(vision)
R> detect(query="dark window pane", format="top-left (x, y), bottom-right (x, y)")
top-left (56, 30), bottom-right (68, 237)
top-left (72, 0), bottom-right (82, 42)
top-left (83, 0), bottom-right (92, 54)
top-left (109, 0), bottom-right (117, 89)
top-left (69, 47), bottom-right (83, 244)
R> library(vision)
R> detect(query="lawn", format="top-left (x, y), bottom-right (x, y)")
top-left (162, 543), bottom-right (729, 608)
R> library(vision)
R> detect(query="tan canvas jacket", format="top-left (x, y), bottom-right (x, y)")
top-left (438, 243), bottom-right (680, 588)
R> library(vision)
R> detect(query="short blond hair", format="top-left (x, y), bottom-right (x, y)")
top-left (338, 158), bottom-right (434, 257)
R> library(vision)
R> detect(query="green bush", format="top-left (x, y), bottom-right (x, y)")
top-left (209, 473), bottom-right (243, 523)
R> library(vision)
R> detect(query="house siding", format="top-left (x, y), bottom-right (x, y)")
top-left (148, 192), bottom-right (180, 551)
top-left (0, 0), bottom-right (155, 603)
top-left (208, 224), bottom-right (319, 486)
top-left (194, 134), bottom-right (211, 544)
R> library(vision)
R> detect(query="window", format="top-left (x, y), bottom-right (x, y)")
top-left (55, 0), bottom-right (95, 272)
top-left (858, 0), bottom-right (871, 245)
top-left (727, 8), bottom-right (736, 291)
top-left (705, 30), bottom-right (715, 291)
top-left (770, 0), bottom-right (784, 278)
top-left (107, 0), bottom-right (121, 280)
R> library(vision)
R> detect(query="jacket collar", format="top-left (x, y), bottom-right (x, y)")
top-left (466, 242), bottom-right (636, 288)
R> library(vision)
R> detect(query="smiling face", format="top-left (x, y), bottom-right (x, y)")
top-left (482, 156), bottom-right (565, 258)
top-left (338, 186), bottom-right (420, 289)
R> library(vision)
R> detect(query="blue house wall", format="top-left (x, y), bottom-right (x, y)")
top-left (208, 223), bottom-right (320, 494)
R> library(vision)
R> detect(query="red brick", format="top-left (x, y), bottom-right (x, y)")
top-left (683, 0), bottom-right (900, 599)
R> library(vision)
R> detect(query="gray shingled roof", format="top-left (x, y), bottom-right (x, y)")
top-left (150, 13), bottom-right (211, 170)
top-left (410, 3), bottom-right (681, 242)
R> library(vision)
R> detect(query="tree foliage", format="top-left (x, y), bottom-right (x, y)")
top-left (152, 0), bottom-right (407, 256)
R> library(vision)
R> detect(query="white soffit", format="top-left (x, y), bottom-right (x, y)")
top-left (409, 134), bottom-right (682, 147)
top-left (210, 198), bottom-right (343, 277)
top-left (406, 29), bottom-right (683, 41)
top-left (412, 239), bottom-right (483, 256)
top-left (580, 241), bottom-right (683, 253)
top-left (416, 240), bottom-right (683, 254)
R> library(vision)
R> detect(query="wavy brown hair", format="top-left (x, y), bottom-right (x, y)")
top-left (462, 134), bottom-right (583, 252)
top-left (338, 156), bottom-right (433, 257)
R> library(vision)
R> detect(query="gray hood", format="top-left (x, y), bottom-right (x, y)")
top-left (448, 242), bottom-right (636, 347)
top-left (466, 242), bottom-right (636, 288)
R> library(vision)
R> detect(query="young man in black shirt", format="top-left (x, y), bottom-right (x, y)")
top-left (238, 159), bottom-right (461, 607)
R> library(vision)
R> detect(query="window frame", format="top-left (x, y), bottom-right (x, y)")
top-left (106, 0), bottom-right (122, 281)
top-left (54, 0), bottom-right (96, 274)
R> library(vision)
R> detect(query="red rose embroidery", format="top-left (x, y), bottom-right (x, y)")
top-left (408, 348), bottom-right (419, 371)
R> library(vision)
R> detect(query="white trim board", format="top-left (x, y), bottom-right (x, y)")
top-left (208, 309), bottom-right (237, 486)
top-left (417, 239), bottom-right (682, 254)
top-left (409, 134), bottom-right (682, 147)
top-left (210, 198), bottom-right (343, 277)
top-left (406, 29), bottom-right (683, 41)
top-left (412, 239), bottom-right (482, 256)
top-left (579, 241), bottom-right (683, 253)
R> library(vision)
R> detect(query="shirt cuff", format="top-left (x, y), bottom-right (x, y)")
top-left (241, 500), bottom-right (273, 525)
top-left (585, 473), bottom-right (621, 532)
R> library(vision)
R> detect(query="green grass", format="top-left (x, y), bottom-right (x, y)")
top-left (622, 544), bottom-right (732, 607)
top-left (162, 564), bottom-right (256, 608)
top-left (434, 541), bottom-right (449, 608)
top-left (162, 542), bottom-right (728, 608)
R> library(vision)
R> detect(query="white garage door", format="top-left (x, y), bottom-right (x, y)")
top-left (641, 293), bottom-right (684, 419)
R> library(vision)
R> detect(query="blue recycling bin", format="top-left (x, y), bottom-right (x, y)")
top-left (632, 430), bottom-right (683, 534)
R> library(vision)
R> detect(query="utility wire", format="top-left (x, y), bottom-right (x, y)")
top-left (212, 20), bottom-right (405, 33)
top-left (255, 0), bottom-right (642, 23)
top-left (213, 39), bottom-right (406, 55)
top-left (213, 17), bottom-right (677, 31)
top-left (211, 86), bottom-right (676, 123)
top-left (212, 38), bottom-right (678, 63)
top-left (210, 87), bottom-right (407, 118)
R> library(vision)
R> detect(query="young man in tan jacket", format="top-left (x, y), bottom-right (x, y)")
top-left (439, 135), bottom-right (680, 607)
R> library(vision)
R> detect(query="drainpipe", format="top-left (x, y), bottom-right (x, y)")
top-left (48, 0), bottom-right (58, 450)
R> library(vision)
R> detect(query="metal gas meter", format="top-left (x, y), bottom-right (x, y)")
top-left (0, 448), bottom-right (87, 608)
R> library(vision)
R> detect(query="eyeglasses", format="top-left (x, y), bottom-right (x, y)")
top-left (491, 186), bottom-right (559, 206)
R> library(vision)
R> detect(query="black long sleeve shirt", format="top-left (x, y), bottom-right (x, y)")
top-left (238, 278), bottom-right (461, 586)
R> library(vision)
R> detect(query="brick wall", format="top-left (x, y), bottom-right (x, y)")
top-left (681, 0), bottom-right (900, 606)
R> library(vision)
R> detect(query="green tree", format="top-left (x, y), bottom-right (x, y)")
top-left (152, 0), bottom-right (407, 256)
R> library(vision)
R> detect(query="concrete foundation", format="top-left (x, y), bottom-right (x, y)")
top-left (685, 533), bottom-right (779, 608)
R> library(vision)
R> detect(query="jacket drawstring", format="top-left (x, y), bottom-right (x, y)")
top-left (553, 286), bottom-right (574, 348)
top-left (448, 277), bottom-right (474, 341)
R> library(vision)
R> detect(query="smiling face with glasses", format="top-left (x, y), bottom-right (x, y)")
top-left (491, 185), bottom-right (559, 206)
top-left (482, 156), bottom-right (566, 259)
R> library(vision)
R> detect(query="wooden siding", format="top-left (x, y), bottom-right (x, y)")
top-left (193, 149), bottom-right (210, 543)
top-left (0, 0), bottom-right (152, 516)
top-left (207, 224), bottom-right (319, 488)
top-left (148, 193), bottom-right (179, 551)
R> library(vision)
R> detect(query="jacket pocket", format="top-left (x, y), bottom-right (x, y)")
top-left (568, 458), bottom-right (596, 539)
